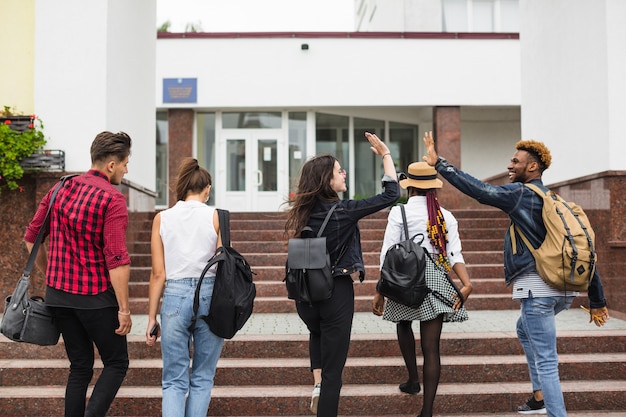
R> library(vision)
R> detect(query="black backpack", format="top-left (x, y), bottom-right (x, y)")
top-left (190, 209), bottom-right (256, 339)
top-left (376, 204), bottom-right (431, 309)
top-left (285, 203), bottom-right (341, 304)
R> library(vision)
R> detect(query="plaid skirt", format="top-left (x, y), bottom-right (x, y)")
top-left (382, 255), bottom-right (468, 323)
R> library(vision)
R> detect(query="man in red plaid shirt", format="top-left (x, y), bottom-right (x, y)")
top-left (24, 131), bottom-right (133, 417)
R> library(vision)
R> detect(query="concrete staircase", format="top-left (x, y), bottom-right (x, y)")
top-left (1, 209), bottom-right (625, 416)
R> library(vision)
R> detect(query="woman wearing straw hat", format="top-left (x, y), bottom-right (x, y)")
top-left (373, 161), bottom-right (473, 417)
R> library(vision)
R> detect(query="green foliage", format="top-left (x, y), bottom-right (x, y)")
top-left (0, 107), bottom-right (47, 193)
top-left (157, 20), bottom-right (171, 32)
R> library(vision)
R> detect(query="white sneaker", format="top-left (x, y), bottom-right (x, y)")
top-left (310, 383), bottom-right (321, 413)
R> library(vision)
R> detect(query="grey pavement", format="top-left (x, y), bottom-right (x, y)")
top-left (129, 308), bottom-right (626, 337)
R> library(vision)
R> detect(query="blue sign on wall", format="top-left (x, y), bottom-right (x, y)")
top-left (163, 78), bottom-right (197, 103)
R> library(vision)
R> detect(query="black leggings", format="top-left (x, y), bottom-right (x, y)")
top-left (296, 276), bottom-right (354, 417)
top-left (397, 315), bottom-right (444, 417)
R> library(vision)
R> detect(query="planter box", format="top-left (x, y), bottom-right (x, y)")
top-left (20, 150), bottom-right (65, 171)
top-left (0, 116), bottom-right (33, 132)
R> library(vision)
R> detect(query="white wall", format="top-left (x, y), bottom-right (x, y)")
top-left (606, 0), bottom-right (626, 171)
top-left (356, 0), bottom-right (442, 32)
top-left (34, 0), bottom-right (156, 191)
top-left (460, 107), bottom-right (521, 179)
top-left (520, 0), bottom-right (626, 184)
top-left (156, 36), bottom-right (520, 108)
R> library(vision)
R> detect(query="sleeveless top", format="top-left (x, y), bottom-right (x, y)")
top-left (160, 200), bottom-right (218, 280)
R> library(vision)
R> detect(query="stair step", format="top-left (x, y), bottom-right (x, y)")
top-left (1, 380), bottom-right (624, 416)
top-left (129, 263), bottom-right (510, 283)
top-left (128, 277), bottom-right (511, 299)
top-left (126, 293), bottom-right (526, 314)
top-left (127, 293), bottom-right (592, 314)
top-left (12, 207), bottom-right (619, 417)
top-left (129, 250), bottom-right (505, 268)
top-left (2, 353), bottom-right (623, 387)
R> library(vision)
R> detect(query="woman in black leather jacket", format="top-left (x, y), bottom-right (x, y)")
top-left (284, 132), bottom-right (400, 417)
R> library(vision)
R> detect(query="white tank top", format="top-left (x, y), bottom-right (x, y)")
top-left (159, 200), bottom-right (219, 280)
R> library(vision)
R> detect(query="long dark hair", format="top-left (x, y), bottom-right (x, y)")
top-left (175, 157), bottom-right (212, 201)
top-left (285, 154), bottom-right (339, 237)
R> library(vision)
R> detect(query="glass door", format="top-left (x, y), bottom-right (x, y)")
top-left (217, 130), bottom-right (286, 212)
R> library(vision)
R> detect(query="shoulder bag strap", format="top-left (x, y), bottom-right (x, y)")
top-left (24, 174), bottom-right (77, 278)
top-left (399, 204), bottom-right (410, 241)
top-left (316, 202), bottom-right (339, 238)
top-left (313, 202), bottom-right (346, 271)
top-left (216, 208), bottom-right (231, 247)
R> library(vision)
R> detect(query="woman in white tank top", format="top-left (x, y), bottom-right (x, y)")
top-left (145, 157), bottom-right (224, 417)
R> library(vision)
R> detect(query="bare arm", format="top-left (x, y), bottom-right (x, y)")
top-left (109, 264), bottom-right (132, 335)
top-left (146, 213), bottom-right (165, 345)
top-left (451, 262), bottom-right (473, 311)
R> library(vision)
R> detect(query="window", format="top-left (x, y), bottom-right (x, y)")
top-left (354, 117), bottom-right (384, 198)
top-left (316, 113), bottom-right (349, 198)
top-left (442, 0), bottom-right (519, 32)
top-left (288, 112), bottom-right (307, 194)
top-left (222, 112), bottom-right (282, 128)
top-left (390, 122), bottom-right (419, 178)
top-left (197, 113), bottom-right (216, 204)
top-left (155, 111), bottom-right (168, 206)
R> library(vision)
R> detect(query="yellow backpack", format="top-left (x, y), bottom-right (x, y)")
top-left (510, 183), bottom-right (596, 291)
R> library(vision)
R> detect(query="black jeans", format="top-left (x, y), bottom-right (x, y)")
top-left (51, 306), bottom-right (129, 417)
top-left (296, 275), bottom-right (354, 417)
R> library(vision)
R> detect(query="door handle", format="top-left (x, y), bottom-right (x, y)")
top-left (256, 170), bottom-right (263, 187)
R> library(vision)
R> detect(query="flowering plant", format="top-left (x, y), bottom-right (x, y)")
top-left (0, 106), bottom-right (47, 192)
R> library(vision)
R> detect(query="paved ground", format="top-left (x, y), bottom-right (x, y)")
top-left (129, 308), bottom-right (626, 337)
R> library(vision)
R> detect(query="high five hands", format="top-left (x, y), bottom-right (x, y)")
top-left (422, 131), bottom-right (438, 166)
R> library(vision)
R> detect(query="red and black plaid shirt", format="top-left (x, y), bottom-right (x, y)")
top-left (24, 170), bottom-right (131, 295)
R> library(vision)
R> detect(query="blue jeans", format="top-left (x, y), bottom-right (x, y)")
top-left (516, 294), bottom-right (574, 417)
top-left (160, 278), bottom-right (224, 417)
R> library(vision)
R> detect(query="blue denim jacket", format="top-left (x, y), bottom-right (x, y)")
top-left (306, 175), bottom-right (400, 282)
top-left (435, 157), bottom-right (606, 308)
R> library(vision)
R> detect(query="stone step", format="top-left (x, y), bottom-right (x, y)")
top-left (129, 277), bottom-right (511, 299)
top-left (127, 226), bottom-right (508, 244)
top-left (128, 250), bottom-right (504, 268)
top-left (224, 238), bottom-right (504, 254)
top-left (168, 413), bottom-right (626, 417)
top-left (1, 352), bottom-right (624, 387)
top-left (126, 293), bottom-right (529, 314)
top-left (223, 208), bottom-right (507, 221)
top-left (126, 239), bottom-right (505, 258)
top-left (1, 380), bottom-right (624, 416)
top-left (126, 293), bottom-right (591, 315)
top-left (129, 263), bottom-right (509, 282)
top-left (4, 330), bottom-right (623, 361)
top-left (218, 217), bottom-right (510, 231)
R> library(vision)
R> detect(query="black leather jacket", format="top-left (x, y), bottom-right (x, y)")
top-left (306, 175), bottom-right (400, 282)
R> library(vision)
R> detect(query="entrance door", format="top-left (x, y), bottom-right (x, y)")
top-left (216, 131), bottom-right (287, 212)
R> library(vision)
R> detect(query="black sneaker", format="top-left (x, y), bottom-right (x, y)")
top-left (517, 395), bottom-right (547, 414)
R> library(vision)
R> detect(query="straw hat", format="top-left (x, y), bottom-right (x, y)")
top-left (399, 162), bottom-right (443, 189)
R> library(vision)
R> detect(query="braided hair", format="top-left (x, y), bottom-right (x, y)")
top-left (425, 189), bottom-right (451, 271)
